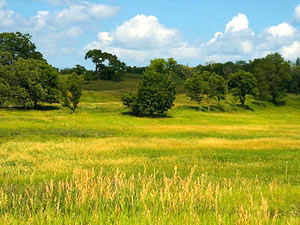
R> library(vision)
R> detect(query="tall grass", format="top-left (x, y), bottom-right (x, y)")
top-left (1, 168), bottom-right (300, 224)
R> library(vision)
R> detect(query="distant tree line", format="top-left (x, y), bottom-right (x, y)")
top-left (123, 54), bottom-right (299, 116)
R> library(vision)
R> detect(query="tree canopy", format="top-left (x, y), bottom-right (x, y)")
top-left (85, 49), bottom-right (126, 80)
top-left (0, 32), bottom-right (43, 61)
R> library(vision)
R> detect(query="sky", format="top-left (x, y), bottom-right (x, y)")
top-left (1, 0), bottom-right (300, 69)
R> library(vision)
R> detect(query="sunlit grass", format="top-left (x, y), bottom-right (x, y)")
top-left (1, 76), bottom-right (300, 224)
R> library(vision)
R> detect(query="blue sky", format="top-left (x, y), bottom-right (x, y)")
top-left (1, 0), bottom-right (300, 69)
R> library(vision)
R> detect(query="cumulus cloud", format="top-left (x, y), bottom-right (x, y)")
top-left (225, 13), bottom-right (249, 32)
top-left (281, 41), bottom-right (300, 60)
top-left (112, 15), bottom-right (181, 49)
top-left (266, 23), bottom-right (296, 38)
top-left (85, 11), bottom-right (300, 66)
top-left (84, 14), bottom-right (200, 64)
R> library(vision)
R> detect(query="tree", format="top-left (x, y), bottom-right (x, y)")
top-left (62, 73), bottom-right (83, 113)
top-left (12, 58), bottom-right (60, 108)
top-left (228, 70), bottom-right (257, 106)
top-left (208, 73), bottom-right (226, 106)
top-left (85, 49), bottom-right (125, 80)
top-left (251, 58), bottom-right (270, 107)
top-left (147, 58), bottom-right (169, 74)
top-left (147, 58), bottom-right (180, 77)
top-left (74, 64), bottom-right (87, 75)
top-left (122, 69), bottom-right (176, 117)
top-left (264, 53), bottom-right (291, 105)
top-left (173, 64), bottom-right (193, 80)
top-left (290, 66), bottom-right (300, 95)
top-left (185, 72), bottom-right (209, 112)
top-left (0, 58), bottom-right (60, 108)
top-left (0, 32), bottom-right (43, 60)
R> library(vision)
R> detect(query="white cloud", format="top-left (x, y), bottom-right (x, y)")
top-left (98, 32), bottom-right (113, 45)
top-left (266, 23), bottom-right (296, 38)
top-left (84, 14), bottom-right (198, 64)
top-left (0, 0), bottom-right (14, 27)
top-left (112, 15), bottom-right (181, 49)
top-left (84, 12), bottom-right (300, 66)
top-left (225, 13), bottom-right (249, 32)
top-left (240, 41), bottom-right (253, 54)
top-left (54, 3), bottom-right (119, 24)
top-left (30, 11), bottom-right (49, 29)
top-left (281, 41), bottom-right (300, 60)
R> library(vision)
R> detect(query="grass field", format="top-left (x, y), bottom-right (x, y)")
top-left (1, 73), bottom-right (300, 224)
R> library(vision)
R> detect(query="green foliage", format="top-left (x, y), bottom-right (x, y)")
top-left (0, 58), bottom-right (60, 108)
top-left (85, 49), bottom-right (126, 80)
top-left (228, 70), bottom-right (257, 106)
top-left (123, 69), bottom-right (176, 116)
top-left (290, 66), bottom-right (300, 95)
top-left (255, 53), bottom-right (291, 105)
top-left (0, 32), bottom-right (43, 60)
top-left (0, 51), bottom-right (13, 65)
top-left (62, 73), bottom-right (83, 113)
top-left (185, 72), bottom-right (209, 111)
top-left (208, 73), bottom-right (226, 104)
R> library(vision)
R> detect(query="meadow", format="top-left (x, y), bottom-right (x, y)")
top-left (0, 73), bottom-right (300, 224)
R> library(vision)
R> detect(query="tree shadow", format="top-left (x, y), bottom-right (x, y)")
top-left (0, 105), bottom-right (60, 111)
top-left (237, 104), bottom-right (255, 111)
top-left (34, 105), bottom-right (61, 111)
top-left (121, 111), bottom-right (173, 118)
top-left (186, 105), bottom-right (225, 112)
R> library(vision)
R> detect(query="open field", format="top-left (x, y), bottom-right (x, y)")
top-left (1, 74), bottom-right (300, 224)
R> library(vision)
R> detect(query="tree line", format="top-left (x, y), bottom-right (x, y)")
top-left (122, 54), bottom-right (299, 116)
top-left (0, 32), bottom-right (300, 116)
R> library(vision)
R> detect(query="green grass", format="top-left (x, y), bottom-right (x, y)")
top-left (1, 74), bottom-right (300, 224)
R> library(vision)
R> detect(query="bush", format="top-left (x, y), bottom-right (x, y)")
top-left (122, 70), bottom-right (176, 117)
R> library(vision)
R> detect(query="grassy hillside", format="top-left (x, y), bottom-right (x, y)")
top-left (1, 74), bottom-right (300, 224)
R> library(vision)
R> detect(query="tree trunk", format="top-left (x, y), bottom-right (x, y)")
top-left (198, 102), bottom-right (201, 112)
top-left (33, 100), bottom-right (38, 109)
top-left (225, 83), bottom-right (229, 112)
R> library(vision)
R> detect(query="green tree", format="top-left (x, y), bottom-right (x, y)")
top-left (12, 58), bottom-right (60, 108)
top-left (147, 58), bottom-right (169, 74)
top-left (0, 32), bottom-right (43, 60)
top-left (0, 51), bottom-right (13, 65)
top-left (264, 53), bottom-right (291, 105)
top-left (291, 66), bottom-right (300, 95)
top-left (122, 69), bottom-right (176, 117)
top-left (251, 58), bottom-right (270, 107)
top-left (62, 73), bottom-right (83, 113)
top-left (228, 70), bottom-right (257, 106)
top-left (85, 49), bottom-right (125, 80)
top-left (208, 73), bottom-right (226, 106)
top-left (185, 72), bottom-right (209, 112)
top-left (0, 58), bottom-right (60, 108)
